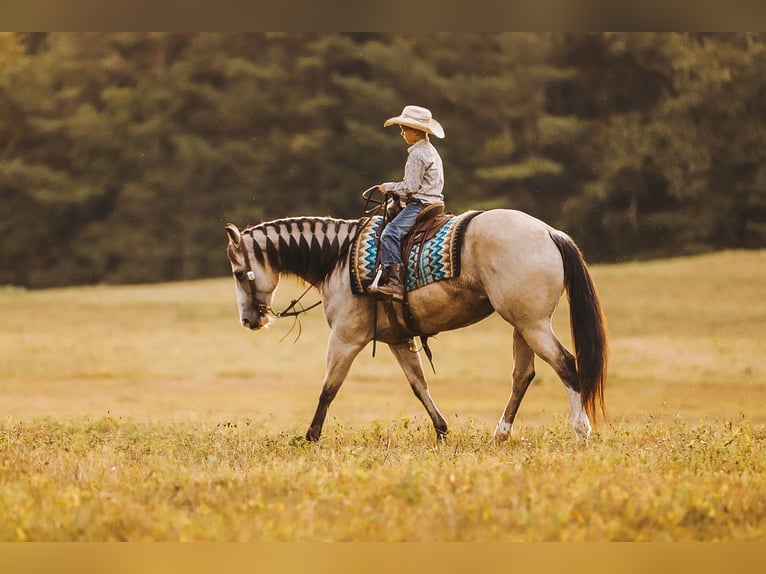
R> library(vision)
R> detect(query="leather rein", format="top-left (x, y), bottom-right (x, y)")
top-left (236, 204), bottom-right (380, 321)
top-left (235, 189), bottom-right (427, 363)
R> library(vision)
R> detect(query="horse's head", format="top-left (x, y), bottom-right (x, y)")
top-left (225, 223), bottom-right (278, 330)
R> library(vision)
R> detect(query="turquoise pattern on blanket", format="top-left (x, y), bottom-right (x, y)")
top-left (349, 211), bottom-right (480, 295)
top-left (359, 217), bottom-right (381, 279)
top-left (406, 215), bottom-right (460, 290)
top-left (349, 216), bottom-right (382, 294)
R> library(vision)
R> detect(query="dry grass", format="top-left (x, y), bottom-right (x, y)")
top-left (3, 416), bottom-right (765, 542)
top-left (1, 250), bottom-right (765, 540)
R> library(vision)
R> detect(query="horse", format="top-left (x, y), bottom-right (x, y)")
top-left (224, 207), bottom-right (607, 443)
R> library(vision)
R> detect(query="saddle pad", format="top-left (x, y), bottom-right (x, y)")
top-left (349, 210), bottom-right (481, 295)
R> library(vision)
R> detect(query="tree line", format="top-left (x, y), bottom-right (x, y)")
top-left (2, 33), bottom-right (765, 288)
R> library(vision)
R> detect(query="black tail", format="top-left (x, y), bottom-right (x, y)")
top-left (549, 230), bottom-right (608, 422)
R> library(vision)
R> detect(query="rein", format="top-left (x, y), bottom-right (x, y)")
top-left (238, 197), bottom-right (382, 324)
top-left (236, 188), bottom-right (430, 364)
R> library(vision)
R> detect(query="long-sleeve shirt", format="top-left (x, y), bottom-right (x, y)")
top-left (381, 139), bottom-right (444, 205)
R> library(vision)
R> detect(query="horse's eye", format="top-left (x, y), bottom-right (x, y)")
top-left (234, 271), bottom-right (245, 282)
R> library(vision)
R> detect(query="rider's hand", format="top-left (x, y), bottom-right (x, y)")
top-left (378, 184), bottom-right (387, 195)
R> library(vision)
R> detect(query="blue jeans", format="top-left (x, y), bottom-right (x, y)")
top-left (379, 200), bottom-right (424, 266)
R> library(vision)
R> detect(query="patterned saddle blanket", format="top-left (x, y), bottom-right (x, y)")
top-left (349, 210), bottom-right (482, 295)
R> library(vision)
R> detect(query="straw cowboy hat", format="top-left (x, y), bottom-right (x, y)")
top-left (384, 105), bottom-right (445, 138)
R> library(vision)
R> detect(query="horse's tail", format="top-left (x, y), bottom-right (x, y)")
top-left (549, 230), bottom-right (608, 423)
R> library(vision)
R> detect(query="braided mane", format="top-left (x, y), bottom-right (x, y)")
top-left (244, 217), bottom-right (360, 285)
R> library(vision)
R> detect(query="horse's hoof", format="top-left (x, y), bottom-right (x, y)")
top-left (573, 418), bottom-right (592, 443)
top-left (493, 420), bottom-right (513, 443)
top-left (492, 433), bottom-right (511, 444)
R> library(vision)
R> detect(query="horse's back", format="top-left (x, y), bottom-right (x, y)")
top-left (469, 208), bottom-right (554, 242)
top-left (465, 209), bottom-right (561, 263)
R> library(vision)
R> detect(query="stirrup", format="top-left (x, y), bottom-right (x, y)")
top-left (368, 266), bottom-right (384, 295)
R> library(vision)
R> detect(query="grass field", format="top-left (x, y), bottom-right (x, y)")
top-left (1, 250), bottom-right (765, 541)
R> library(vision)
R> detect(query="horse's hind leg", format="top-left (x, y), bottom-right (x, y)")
top-left (306, 331), bottom-right (366, 441)
top-left (389, 341), bottom-right (448, 440)
top-left (520, 322), bottom-right (592, 441)
top-left (494, 329), bottom-right (536, 442)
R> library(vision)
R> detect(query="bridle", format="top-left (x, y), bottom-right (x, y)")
top-left (238, 233), bottom-right (271, 323)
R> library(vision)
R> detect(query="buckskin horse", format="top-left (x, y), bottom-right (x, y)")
top-left (225, 199), bottom-right (607, 443)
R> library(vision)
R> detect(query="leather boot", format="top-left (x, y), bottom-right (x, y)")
top-left (377, 264), bottom-right (405, 301)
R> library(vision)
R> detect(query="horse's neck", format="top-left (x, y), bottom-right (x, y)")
top-left (247, 217), bottom-right (358, 284)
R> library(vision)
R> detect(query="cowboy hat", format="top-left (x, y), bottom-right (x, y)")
top-left (384, 105), bottom-right (445, 139)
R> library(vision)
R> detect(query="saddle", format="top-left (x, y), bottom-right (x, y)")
top-left (403, 202), bottom-right (448, 257)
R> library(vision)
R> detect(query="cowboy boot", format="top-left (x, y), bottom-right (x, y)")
top-left (377, 263), bottom-right (405, 302)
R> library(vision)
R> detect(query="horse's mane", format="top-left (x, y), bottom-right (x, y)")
top-left (243, 217), bottom-right (360, 285)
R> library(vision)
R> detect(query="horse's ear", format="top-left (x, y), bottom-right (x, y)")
top-left (225, 223), bottom-right (241, 248)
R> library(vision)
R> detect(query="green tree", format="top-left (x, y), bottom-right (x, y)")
top-left (558, 33), bottom-right (766, 259)
top-left (2, 33), bottom-right (765, 287)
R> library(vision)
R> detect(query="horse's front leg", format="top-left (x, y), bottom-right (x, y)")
top-left (389, 340), bottom-right (448, 441)
top-left (306, 329), bottom-right (366, 441)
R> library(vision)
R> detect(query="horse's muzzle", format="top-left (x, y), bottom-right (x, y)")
top-left (242, 314), bottom-right (270, 330)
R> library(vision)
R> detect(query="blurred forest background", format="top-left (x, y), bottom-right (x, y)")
top-left (2, 32), bottom-right (766, 288)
